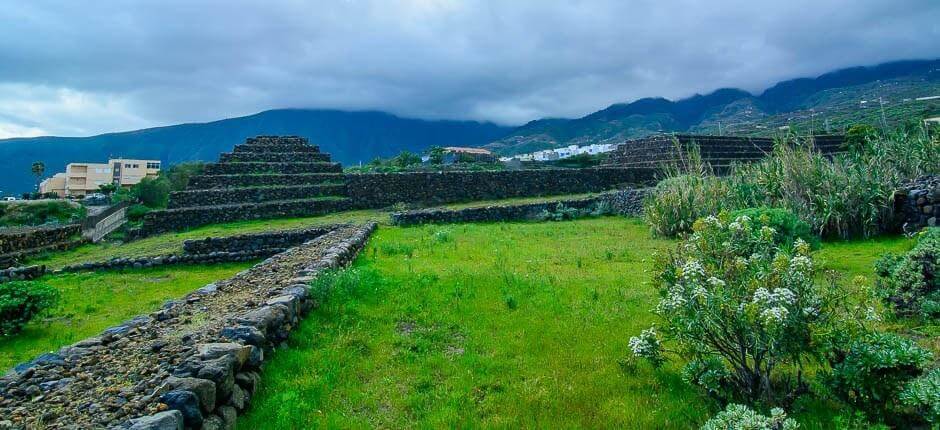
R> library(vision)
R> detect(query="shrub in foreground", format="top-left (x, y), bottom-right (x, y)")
top-left (700, 404), bottom-right (799, 430)
top-left (899, 368), bottom-right (940, 423)
top-left (630, 213), bottom-right (845, 405)
top-left (826, 331), bottom-right (932, 421)
top-left (0, 281), bottom-right (60, 336)
top-left (727, 207), bottom-right (819, 249)
top-left (875, 227), bottom-right (940, 317)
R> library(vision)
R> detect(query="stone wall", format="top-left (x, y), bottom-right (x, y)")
top-left (0, 223), bottom-right (377, 429)
top-left (606, 134), bottom-right (844, 168)
top-left (0, 225), bottom-right (85, 269)
top-left (390, 188), bottom-right (650, 226)
top-left (202, 162), bottom-right (342, 175)
top-left (137, 198), bottom-right (351, 237)
top-left (61, 226), bottom-right (337, 274)
top-left (346, 167), bottom-right (656, 209)
top-left (169, 184), bottom-right (346, 208)
top-left (894, 175), bottom-right (939, 232)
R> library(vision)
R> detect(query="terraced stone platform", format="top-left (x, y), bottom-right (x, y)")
top-left (606, 134), bottom-right (845, 168)
top-left (141, 136), bottom-right (351, 235)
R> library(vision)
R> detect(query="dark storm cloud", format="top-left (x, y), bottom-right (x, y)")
top-left (0, 0), bottom-right (938, 137)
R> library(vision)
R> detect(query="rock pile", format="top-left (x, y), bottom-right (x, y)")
top-left (894, 175), bottom-right (939, 232)
top-left (0, 223), bottom-right (376, 429)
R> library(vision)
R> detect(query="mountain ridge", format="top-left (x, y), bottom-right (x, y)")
top-left (485, 58), bottom-right (940, 155)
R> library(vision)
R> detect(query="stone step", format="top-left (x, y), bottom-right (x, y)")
top-left (219, 151), bottom-right (332, 163)
top-left (203, 162), bottom-right (343, 175)
top-left (243, 135), bottom-right (311, 146)
top-left (187, 173), bottom-right (346, 189)
top-left (140, 197), bottom-right (352, 235)
top-left (232, 143), bottom-right (321, 153)
top-left (168, 183), bottom-right (347, 208)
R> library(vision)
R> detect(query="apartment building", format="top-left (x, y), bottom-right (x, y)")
top-left (40, 158), bottom-right (161, 197)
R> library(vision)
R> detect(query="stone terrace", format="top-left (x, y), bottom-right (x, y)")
top-left (0, 223), bottom-right (375, 429)
top-left (143, 136), bottom-right (351, 235)
top-left (605, 134), bottom-right (844, 168)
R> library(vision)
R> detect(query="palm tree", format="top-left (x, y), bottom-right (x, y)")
top-left (31, 161), bottom-right (45, 194)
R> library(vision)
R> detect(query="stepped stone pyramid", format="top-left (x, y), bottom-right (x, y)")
top-left (140, 136), bottom-right (351, 235)
top-left (605, 134), bottom-right (844, 168)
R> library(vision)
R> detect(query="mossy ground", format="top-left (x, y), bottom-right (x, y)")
top-left (240, 218), bottom-right (921, 429)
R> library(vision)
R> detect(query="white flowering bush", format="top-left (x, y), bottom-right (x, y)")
top-left (701, 404), bottom-right (799, 430)
top-left (630, 214), bottom-right (847, 405)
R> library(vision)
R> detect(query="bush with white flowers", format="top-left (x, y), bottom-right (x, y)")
top-left (700, 404), bottom-right (799, 430)
top-left (629, 213), bottom-right (849, 405)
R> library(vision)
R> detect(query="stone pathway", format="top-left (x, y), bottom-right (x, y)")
top-left (0, 223), bottom-right (376, 429)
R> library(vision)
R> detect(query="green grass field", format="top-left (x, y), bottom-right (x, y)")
top-left (239, 218), bottom-right (920, 429)
top-left (0, 262), bottom-right (253, 370)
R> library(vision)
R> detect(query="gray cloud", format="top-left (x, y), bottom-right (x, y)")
top-left (0, 0), bottom-right (938, 137)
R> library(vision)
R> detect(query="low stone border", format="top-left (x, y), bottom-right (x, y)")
top-left (0, 225), bottom-right (86, 269)
top-left (182, 226), bottom-right (331, 255)
top-left (56, 249), bottom-right (280, 274)
top-left (0, 223), bottom-right (377, 429)
top-left (390, 188), bottom-right (650, 226)
top-left (0, 265), bottom-right (46, 284)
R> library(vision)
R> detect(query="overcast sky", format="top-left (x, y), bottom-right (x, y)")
top-left (0, 0), bottom-right (938, 138)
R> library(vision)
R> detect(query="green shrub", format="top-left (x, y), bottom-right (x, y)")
top-left (874, 227), bottom-right (939, 317)
top-left (644, 174), bottom-right (729, 237)
top-left (700, 404), bottom-right (799, 430)
top-left (630, 213), bottom-right (846, 405)
top-left (0, 281), bottom-right (60, 336)
top-left (728, 207), bottom-right (819, 249)
top-left (126, 204), bottom-right (152, 222)
top-left (132, 177), bottom-right (171, 208)
top-left (826, 332), bottom-right (932, 421)
top-left (843, 124), bottom-right (879, 153)
top-left (900, 368), bottom-right (940, 423)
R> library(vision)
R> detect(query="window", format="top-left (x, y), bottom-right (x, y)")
top-left (125, 164), bottom-right (132, 168)
top-left (146, 162), bottom-right (161, 169)
top-left (132, 164), bottom-right (139, 168)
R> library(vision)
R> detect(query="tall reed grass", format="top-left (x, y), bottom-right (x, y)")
top-left (644, 130), bottom-right (940, 239)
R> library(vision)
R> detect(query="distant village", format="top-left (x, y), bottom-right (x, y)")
top-left (498, 143), bottom-right (616, 162)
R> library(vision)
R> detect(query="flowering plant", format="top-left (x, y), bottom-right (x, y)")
top-left (630, 213), bottom-right (851, 405)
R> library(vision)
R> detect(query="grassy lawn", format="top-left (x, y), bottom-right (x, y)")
top-left (240, 217), bottom-right (922, 429)
top-left (0, 262), bottom-right (253, 370)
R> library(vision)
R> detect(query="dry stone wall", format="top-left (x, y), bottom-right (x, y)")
top-left (60, 226), bottom-right (335, 274)
top-left (346, 167), bottom-right (656, 209)
top-left (0, 265), bottom-right (46, 284)
top-left (0, 223), bottom-right (377, 429)
top-left (390, 188), bottom-right (650, 226)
